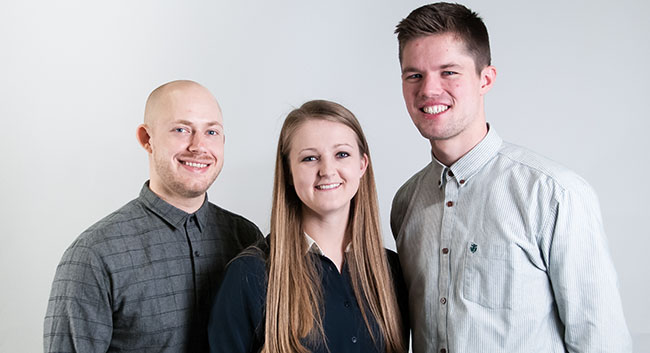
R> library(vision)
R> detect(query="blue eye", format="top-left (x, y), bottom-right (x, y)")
top-left (442, 71), bottom-right (457, 76)
top-left (302, 156), bottom-right (318, 162)
top-left (404, 73), bottom-right (422, 80)
top-left (174, 127), bottom-right (188, 133)
top-left (336, 152), bottom-right (350, 158)
top-left (207, 130), bottom-right (219, 136)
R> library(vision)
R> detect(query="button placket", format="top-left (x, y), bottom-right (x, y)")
top-left (437, 172), bottom-right (459, 349)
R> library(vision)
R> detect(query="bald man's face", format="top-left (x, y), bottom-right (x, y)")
top-left (145, 85), bottom-right (224, 205)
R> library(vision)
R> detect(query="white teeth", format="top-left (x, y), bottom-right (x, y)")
top-left (423, 105), bottom-right (449, 114)
top-left (316, 183), bottom-right (341, 190)
top-left (184, 161), bottom-right (208, 168)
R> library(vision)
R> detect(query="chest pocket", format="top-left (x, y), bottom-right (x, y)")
top-left (462, 242), bottom-right (524, 310)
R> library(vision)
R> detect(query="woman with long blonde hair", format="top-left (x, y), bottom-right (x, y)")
top-left (208, 100), bottom-right (408, 353)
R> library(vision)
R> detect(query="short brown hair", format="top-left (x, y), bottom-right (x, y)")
top-left (395, 2), bottom-right (491, 73)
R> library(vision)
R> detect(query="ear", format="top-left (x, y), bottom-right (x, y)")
top-left (359, 153), bottom-right (369, 177)
top-left (136, 124), bottom-right (153, 153)
top-left (479, 65), bottom-right (497, 96)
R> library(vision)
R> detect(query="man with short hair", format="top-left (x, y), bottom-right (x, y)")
top-left (44, 80), bottom-right (263, 352)
top-left (390, 3), bottom-right (631, 352)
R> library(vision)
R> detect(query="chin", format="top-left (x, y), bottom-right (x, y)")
top-left (175, 181), bottom-right (211, 198)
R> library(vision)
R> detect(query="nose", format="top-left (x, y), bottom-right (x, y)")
top-left (318, 157), bottom-right (336, 178)
top-left (420, 74), bottom-right (443, 97)
top-left (188, 132), bottom-right (207, 153)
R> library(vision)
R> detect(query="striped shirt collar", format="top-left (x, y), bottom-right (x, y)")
top-left (432, 125), bottom-right (503, 189)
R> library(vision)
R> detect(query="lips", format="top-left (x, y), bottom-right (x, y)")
top-left (179, 158), bottom-right (212, 169)
top-left (421, 104), bottom-right (450, 115)
top-left (315, 182), bottom-right (341, 190)
top-left (183, 161), bottom-right (208, 168)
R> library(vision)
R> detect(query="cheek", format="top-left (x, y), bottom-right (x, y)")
top-left (403, 85), bottom-right (417, 99)
top-left (208, 139), bottom-right (224, 151)
top-left (289, 166), bottom-right (307, 189)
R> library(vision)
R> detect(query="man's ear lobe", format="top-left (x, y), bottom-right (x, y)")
top-left (480, 65), bottom-right (497, 94)
top-left (136, 124), bottom-right (153, 153)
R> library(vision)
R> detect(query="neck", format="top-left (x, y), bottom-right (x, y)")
top-left (430, 121), bottom-right (488, 166)
top-left (148, 182), bottom-right (205, 214)
top-left (302, 206), bottom-right (350, 271)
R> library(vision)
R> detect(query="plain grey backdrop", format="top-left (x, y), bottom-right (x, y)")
top-left (1, 0), bottom-right (648, 351)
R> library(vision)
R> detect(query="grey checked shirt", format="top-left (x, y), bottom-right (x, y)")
top-left (391, 127), bottom-right (631, 353)
top-left (44, 182), bottom-right (262, 352)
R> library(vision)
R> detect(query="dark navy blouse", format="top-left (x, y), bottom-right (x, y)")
top-left (208, 241), bottom-right (409, 353)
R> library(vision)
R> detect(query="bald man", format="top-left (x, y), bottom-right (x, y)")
top-left (44, 80), bottom-right (263, 352)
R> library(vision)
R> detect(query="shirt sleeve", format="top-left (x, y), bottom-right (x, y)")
top-left (546, 181), bottom-right (632, 353)
top-left (208, 254), bottom-right (266, 353)
top-left (390, 185), bottom-right (410, 242)
top-left (43, 243), bottom-right (113, 352)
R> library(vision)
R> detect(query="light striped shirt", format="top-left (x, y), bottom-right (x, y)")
top-left (391, 127), bottom-right (631, 353)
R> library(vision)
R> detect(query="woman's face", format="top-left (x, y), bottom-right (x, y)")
top-left (288, 119), bottom-right (368, 220)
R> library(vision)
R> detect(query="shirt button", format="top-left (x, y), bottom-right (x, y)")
top-left (447, 170), bottom-right (454, 177)
top-left (440, 349), bottom-right (447, 353)
top-left (442, 248), bottom-right (449, 254)
top-left (446, 201), bottom-right (454, 207)
top-left (459, 179), bottom-right (466, 184)
top-left (344, 301), bottom-right (351, 308)
top-left (440, 297), bottom-right (447, 305)
top-left (437, 180), bottom-right (441, 186)
top-left (193, 250), bottom-right (200, 257)
top-left (351, 336), bottom-right (357, 343)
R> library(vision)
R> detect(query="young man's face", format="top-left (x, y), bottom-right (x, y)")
top-left (146, 86), bottom-right (225, 206)
top-left (401, 33), bottom-right (494, 147)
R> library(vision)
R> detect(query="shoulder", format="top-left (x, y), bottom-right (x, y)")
top-left (228, 251), bottom-right (266, 276)
top-left (391, 162), bottom-right (435, 227)
top-left (497, 142), bottom-right (595, 196)
top-left (393, 162), bottom-right (434, 204)
top-left (63, 198), bottom-right (145, 259)
top-left (208, 203), bottom-right (263, 236)
top-left (221, 245), bottom-right (268, 296)
top-left (52, 199), bottom-right (145, 288)
top-left (229, 238), bottom-right (269, 274)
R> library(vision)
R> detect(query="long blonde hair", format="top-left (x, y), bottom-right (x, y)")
top-left (263, 100), bottom-right (405, 353)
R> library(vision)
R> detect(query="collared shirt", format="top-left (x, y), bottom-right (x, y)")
top-left (391, 127), bottom-right (632, 353)
top-left (304, 232), bottom-right (351, 255)
top-left (44, 182), bottom-right (262, 353)
top-left (207, 238), bottom-right (409, 353)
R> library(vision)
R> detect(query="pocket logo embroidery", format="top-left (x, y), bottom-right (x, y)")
top-left (470, 243), bottom-right (478, 253)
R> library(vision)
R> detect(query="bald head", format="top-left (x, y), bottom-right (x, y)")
top-left (137, 80), bottom-right (226, 213)
top-left (144, 80), bottom-right (222, 127)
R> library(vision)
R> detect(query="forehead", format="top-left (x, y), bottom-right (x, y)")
top-left (401, 33), bottom-right (475, 68)
top-left (157, 88), bottom-right (223, 126)
top-left (290, 119), bottom-right (358, 151)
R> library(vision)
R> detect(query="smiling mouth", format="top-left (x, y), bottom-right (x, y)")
top-left (421, 104), bottom-right (450, 115)
top-left (315, 183), bottom-right (341, 190)
top-left (181, 160), bottom-right (210, 168)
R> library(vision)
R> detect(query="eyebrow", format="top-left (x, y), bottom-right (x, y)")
top-left (298, 143), bottom-right (354, 154)
top-left (172, 119), bottom-right (223, 128)
top-left (401, 63), bottom-right (462, 74)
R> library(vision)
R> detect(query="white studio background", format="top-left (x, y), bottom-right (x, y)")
top-left (1, 0), bottom-right (648, 351)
